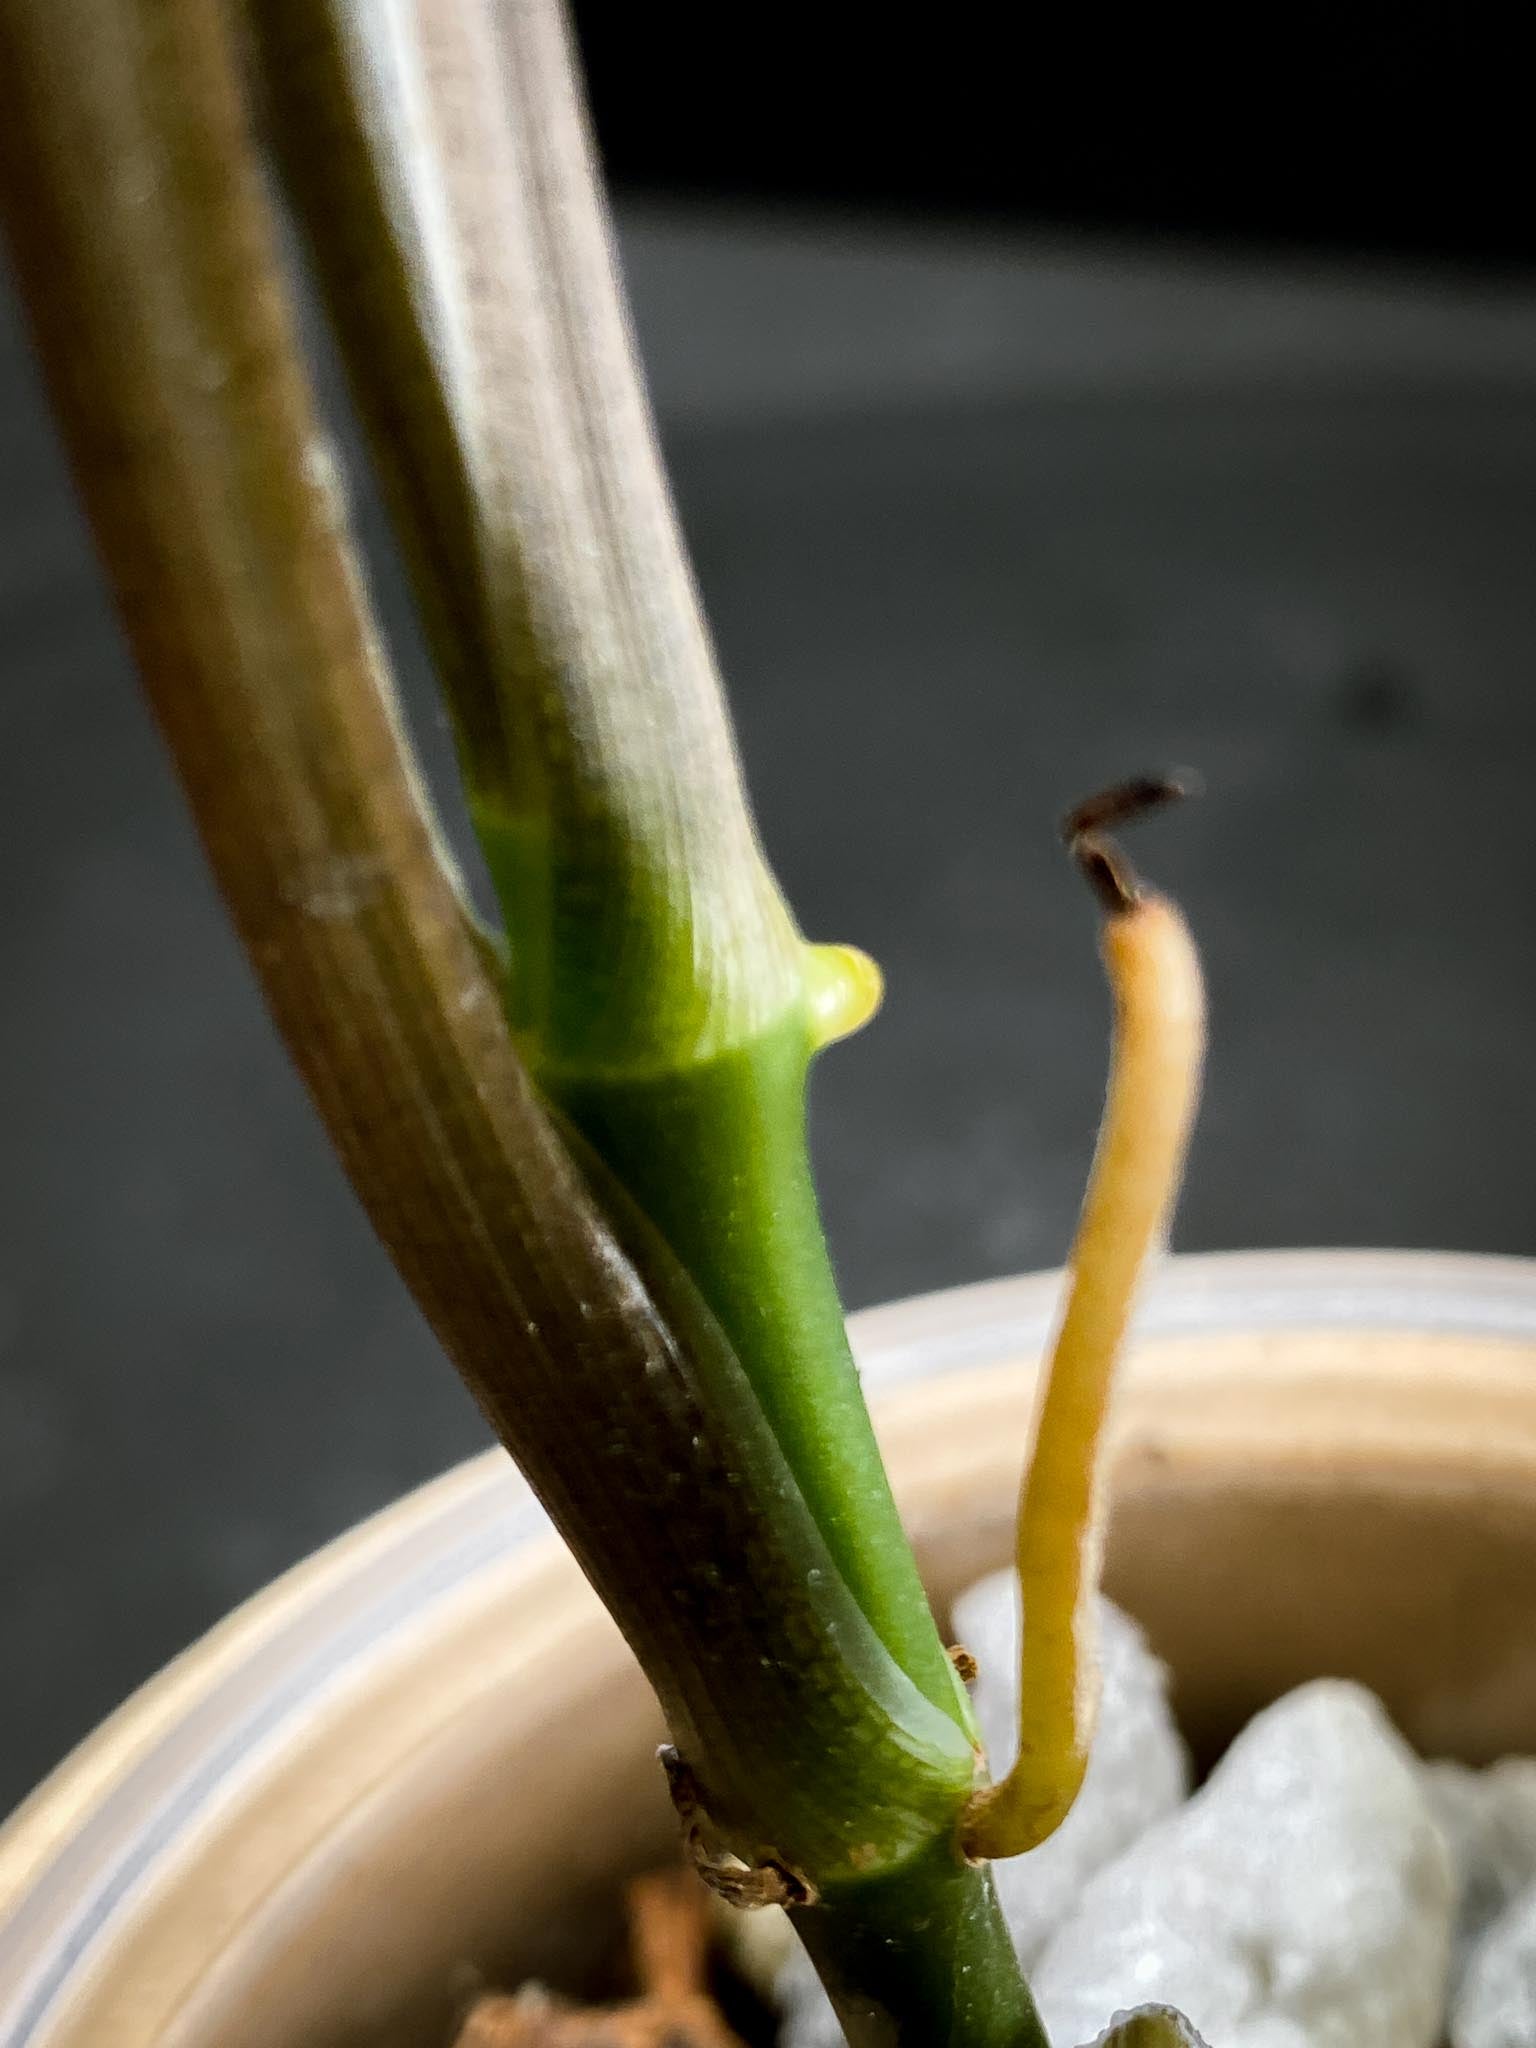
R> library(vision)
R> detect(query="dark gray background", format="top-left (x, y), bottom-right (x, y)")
top-left (4, 207), bottom-right (1536, 1815)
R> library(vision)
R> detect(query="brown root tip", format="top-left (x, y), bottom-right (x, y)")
top-left (1059, 772), bottom-right (1199, 846)
top-left (1062, 771), bottom-right (1200, 917)
top-left (1075, 839), bottom-right (1142, 916)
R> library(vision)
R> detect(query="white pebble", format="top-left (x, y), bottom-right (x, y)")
top-left (1030, 1680), bottom-right (1453, 2048)
top-left (1451, 1878), bottom-right (1536, 2047)
top-left (1424, 1757), bottom-right (1536, 1988)
top-left (773, 1943), bottom-right (846, 2048)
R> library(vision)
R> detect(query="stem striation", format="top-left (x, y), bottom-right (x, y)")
top-left (0, 3), bottom-right (1041, 2041)
top-left (0, 0), bottom-right (961, 1888)
top-left (250, 0), bottom-right (969, 1733)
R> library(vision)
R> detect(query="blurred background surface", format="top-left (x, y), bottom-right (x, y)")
top-left (3, 17), bottom-right (1535, 1815)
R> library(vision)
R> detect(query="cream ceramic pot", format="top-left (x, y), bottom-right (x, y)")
top-left (5, 1250), bottom-right (1536, 2048)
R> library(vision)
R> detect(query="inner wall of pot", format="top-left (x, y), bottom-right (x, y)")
top-left (46, 1327), bottom-right (1536, 2048)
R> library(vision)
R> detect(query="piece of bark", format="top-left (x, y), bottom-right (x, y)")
top-left (456, 1872), bottom-right (744, 2048)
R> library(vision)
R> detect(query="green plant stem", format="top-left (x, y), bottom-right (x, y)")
top-left (798, 1843), bottom-right (1049, 2048)
top-left (0, 0), bottom-right (967, 1880)
top-left (549, 1017), bottom-right (911, 1608)
top-left (248, 0), bottom-right (968, 1730)
top-left (0, 4), bottom-right (1044, 2039)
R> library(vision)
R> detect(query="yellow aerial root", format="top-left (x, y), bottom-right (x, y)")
top-left (963, 778), bottom-right (1205, 1862)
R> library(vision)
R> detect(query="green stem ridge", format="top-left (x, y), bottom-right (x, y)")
top-left (251, 0), bottom-right (968, 1728)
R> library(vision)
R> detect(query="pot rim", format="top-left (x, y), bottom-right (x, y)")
top-left (4, 1246), bottom-right (1536, 2046)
